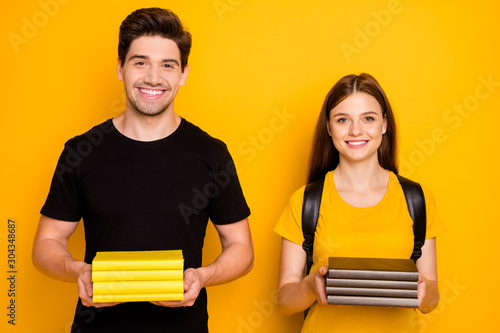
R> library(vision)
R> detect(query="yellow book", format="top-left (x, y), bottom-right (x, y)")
top-left (92, 269), bottom-right (183, 282)
top-left (92, 250), bottom-right (183, 271)
top-left (93, 280), bottom-right (184, 295)
top-left (93, 293), bottom-right (184, 303)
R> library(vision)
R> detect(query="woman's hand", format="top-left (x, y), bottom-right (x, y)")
top-left (277, 238), bottom-right (330, 315)
top-left (306, 266), bottom-right (328, 305)
top-left (417, 273), bottom-right (439, 313)
top-left (416, 238), bottom-right (440, 313)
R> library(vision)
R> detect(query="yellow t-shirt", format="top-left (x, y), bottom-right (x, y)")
top-left (274, 171), bottom-right (446, 333)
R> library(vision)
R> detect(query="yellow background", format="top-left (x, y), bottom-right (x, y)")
top-left (1, 0), bottom-right (498, 332)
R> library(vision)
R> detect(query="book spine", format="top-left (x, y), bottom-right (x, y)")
top-left (92, 270), bottom-right (183, 282)
top-left (328, 269), bottom-right (419, 281)
top-left (327, 295), bottom-right (419, 308)
top-left (93, 280), bottom-right (184, 294)
top-left (326, 278), bottom-right (418, 290)
top-left (93, 293), bottom-right (184, 303)
top-left (326, 287), bottom-right (418, 298)
top-left (92, 260), bottom-right (184, 271)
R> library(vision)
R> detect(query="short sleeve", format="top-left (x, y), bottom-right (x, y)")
top-left (273, 186), bottom-right (306, 246)
top-left (40, 141), bottom-right (83, 222)
top-left (206, 146), bottom-right (250, 225)
top-left (421, 184), bottom-right (446, 239)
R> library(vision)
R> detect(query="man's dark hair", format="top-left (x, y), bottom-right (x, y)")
top-left (118, 7), bottom-right (192, 71)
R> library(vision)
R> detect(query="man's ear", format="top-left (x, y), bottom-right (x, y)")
top-left (117, 58), bottom-right (124, 81)
top-left (179, 64), bottom-right (189, 87)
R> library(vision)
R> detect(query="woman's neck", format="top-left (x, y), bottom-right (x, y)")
top-left (333, 161), bottom-right (389, 208)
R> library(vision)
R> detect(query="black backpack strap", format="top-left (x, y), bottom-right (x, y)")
top-left (397, 175), bottom-right (427, 262)
top-left (301, 176), bottom-right (325, 276)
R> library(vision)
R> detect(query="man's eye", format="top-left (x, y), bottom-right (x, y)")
top-left (135, 61), bottom-right (145, 66)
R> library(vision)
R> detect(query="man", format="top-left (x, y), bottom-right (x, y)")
top-left (32, 8), bottom-right (253, 333)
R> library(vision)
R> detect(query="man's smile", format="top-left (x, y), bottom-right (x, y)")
top-left (137, 87), bottom-right (167, 99)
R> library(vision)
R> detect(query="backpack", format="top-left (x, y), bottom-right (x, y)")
top-left (301, 174), bottom-right (427, 276)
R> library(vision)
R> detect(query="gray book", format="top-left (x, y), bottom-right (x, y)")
top-left (327, 295), bottom-right (419, 308)
top-left (326, 278), bottom-right (417, 290)
top-left (326, 286), bottom-right (418, 298)
top-left (328, 257), bottom-right (419, 281)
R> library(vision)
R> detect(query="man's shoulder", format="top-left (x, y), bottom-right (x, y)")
top-left (181, 118), bottom-right (227, 150)
top-left (64, 119), bottom-right (115, 148)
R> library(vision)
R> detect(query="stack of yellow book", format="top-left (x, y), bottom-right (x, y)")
top-left (92, 250), bottom-right (184, 303)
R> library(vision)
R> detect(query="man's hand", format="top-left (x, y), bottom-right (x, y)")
top-left (151, 268), bottom-right (205, 307)
top-left (77, 263), bottom-right (121, 308)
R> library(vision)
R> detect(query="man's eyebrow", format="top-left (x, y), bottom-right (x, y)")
top-left (128, 55), bottom-right (149, 61)
top-left (162, 58), bottom-right (180, 65)
top-left (127, 55), bottom-right (180, 65)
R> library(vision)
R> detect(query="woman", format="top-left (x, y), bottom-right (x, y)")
top-left (274, 73), bottom-right (445, 332)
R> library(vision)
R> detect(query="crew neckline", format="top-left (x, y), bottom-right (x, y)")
top-left (109, 117), bottom-right (185, 145)
top-left (327, 170), bottom-right (394, 212)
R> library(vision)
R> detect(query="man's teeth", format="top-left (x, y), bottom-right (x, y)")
top-left (347, 141), bottom-right (368, 146)
top-left (140, 88), bottom-right (164, 96)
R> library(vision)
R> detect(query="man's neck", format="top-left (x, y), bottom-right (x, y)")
top-left (112, 109), bottom-right (181, 142)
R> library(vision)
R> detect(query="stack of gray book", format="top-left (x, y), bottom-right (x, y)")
top-left (326, 257), bottom-right (419, 308)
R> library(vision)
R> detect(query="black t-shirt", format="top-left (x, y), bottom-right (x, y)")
top-left (41, 118), bottom-right (250, 333)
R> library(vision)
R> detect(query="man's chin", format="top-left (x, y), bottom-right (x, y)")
top-left (137, 110), bottom-right (167, 117)
top-left (132, 105), bottom-right (169, 117)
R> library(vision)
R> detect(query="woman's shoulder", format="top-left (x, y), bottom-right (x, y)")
top-left (392, 173), bottom-right (435, 196)
top-left (288, 184), bottom-right (307, 206)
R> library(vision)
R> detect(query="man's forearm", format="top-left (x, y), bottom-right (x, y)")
top-left (197, 241), bottom-right (254, 288)
top-left (32, 238), bottom-right (86, 283)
